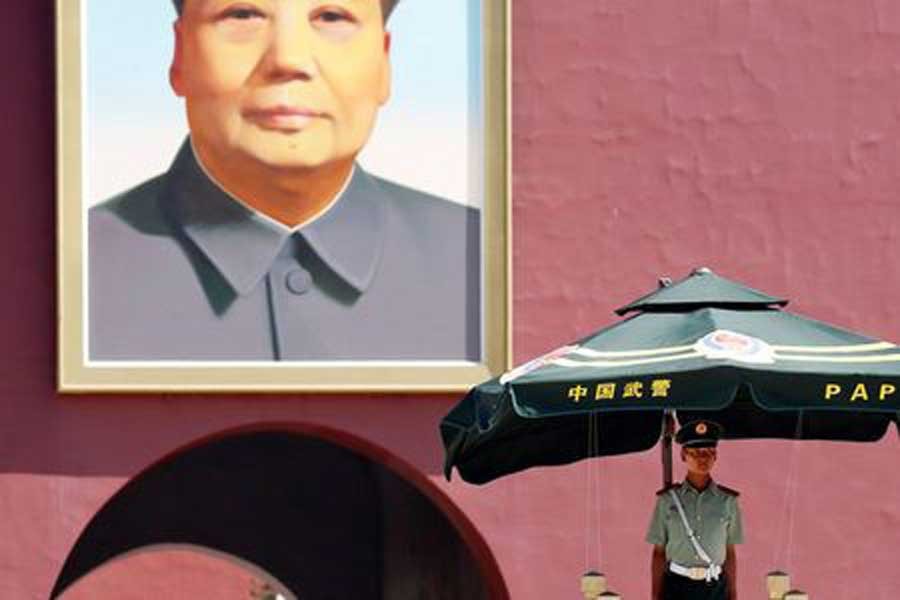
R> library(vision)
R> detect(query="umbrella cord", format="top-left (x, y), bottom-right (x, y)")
top-left (771, 414), bottom-right (804, 572)
top-left (584, 411), bottom-right (603, 571)
top-left (584, 411), bottom-right (594, 570)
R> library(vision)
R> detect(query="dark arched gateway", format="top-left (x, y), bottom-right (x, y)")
top-left (52, 426), bottom-right (507, 599)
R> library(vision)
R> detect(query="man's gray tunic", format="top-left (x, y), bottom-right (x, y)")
top-left (645, 480), bottom-right (744, 566)
top-left (89, 142), bottom-right (480, 361)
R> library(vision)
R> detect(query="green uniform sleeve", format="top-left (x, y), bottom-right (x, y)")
top-left (645, 495), bottom-right (668, 545)
top-left (727, 497), bottom-right (744, 544)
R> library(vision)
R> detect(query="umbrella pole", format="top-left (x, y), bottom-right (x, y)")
top-left (662, 411), bottom-right (675, 487)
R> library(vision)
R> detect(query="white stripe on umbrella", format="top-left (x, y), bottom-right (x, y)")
top-left (550, 351), bottom-right (704, 369)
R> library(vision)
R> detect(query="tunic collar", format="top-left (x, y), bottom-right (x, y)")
top-left (163, 140), bottom-right (386, 296)
top-left (680, 479), bottom-right (719, 496)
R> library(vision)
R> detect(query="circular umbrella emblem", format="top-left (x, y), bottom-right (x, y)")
top-left (694, 329), bottom-right (775, 364)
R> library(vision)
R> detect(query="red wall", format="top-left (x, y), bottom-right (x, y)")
top-left (2, 1), bottom-right (899, 599)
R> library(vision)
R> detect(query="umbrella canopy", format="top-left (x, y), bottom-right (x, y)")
top-left (442, 268), bottom-right (900, 484)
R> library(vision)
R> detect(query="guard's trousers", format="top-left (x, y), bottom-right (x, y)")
top-left (662, 571), bottom-right (728, 600)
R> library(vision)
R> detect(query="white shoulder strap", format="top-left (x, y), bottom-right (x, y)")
top-left (668, 489), bottom-right (713, 565)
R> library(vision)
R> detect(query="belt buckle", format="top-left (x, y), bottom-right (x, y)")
top-left (689, 567), bottom-right (706, 580)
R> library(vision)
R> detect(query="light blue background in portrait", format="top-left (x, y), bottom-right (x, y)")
top-left (86, 1), bottom-right (483, 208)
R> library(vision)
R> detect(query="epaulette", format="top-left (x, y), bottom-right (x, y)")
top-left (656, 483), bottom-right (681, 496)
top-left (717, 484), bottom-right (740, 497)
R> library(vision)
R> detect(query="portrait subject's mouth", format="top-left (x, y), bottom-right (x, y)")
top-left (242, 106), bottom-right (327, 132)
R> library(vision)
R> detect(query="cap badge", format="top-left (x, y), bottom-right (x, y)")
top-left (696, 423), bottom-right (708, 435)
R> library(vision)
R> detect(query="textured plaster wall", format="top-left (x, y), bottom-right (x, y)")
top-left (514, 0), bottom-right (900, 353)
top-left (62, 548), bottom-right (268, 600)
top-left (0, 1), bottom-right (898, 599)
top-left (509, 1), bottom-right (900, 598)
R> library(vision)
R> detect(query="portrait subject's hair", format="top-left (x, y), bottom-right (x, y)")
top-left (171, 1), bottom-right (401, 21)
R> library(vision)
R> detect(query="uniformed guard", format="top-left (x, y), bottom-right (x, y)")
top-left (646, 420), bottom-right (743, 600)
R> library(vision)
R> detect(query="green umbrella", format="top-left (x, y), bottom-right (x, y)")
top-left (441, 268), bottom-right (900, 484)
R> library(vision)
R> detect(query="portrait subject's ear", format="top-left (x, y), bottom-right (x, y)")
top-left (170, 20), bottom-right (186, 97)
top-left (378, 32), bottom-right (392, 105)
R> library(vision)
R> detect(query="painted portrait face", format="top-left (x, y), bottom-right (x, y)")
top-left (170, 0), bottom-right (391, 172)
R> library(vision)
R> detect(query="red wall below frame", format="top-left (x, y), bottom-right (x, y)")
top-left (2, 1), bottom-right (899, 599)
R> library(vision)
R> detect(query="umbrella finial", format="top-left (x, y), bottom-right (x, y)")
top-left (692, 266), bottom-right (713, 276)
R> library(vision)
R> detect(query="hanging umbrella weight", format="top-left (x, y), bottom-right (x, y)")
top-left (766, 571), bottom-right (791, 599)
top-left (580, 571), bottom-right (606, 598)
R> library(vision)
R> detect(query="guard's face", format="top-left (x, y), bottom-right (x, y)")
top-left (170, 0), bottom-right (391, 171)
top-left (682, 447), bottom-right (717, 475)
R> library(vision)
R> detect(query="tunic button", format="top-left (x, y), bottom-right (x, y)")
top-left (285, 268), bottom-right (313, 295)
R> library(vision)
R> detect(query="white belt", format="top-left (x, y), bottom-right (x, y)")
top-left (669, 562), bottom-right (721, 582)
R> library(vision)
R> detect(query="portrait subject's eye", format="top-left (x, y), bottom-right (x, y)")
top-left (226, 8), bottom-right (264, 20)
top-left (218, 3), bottom-right (267, 21)
top-left (215, 4), bottom-right (268, 39)
top-left (310, 6), bottom-right (360, 40)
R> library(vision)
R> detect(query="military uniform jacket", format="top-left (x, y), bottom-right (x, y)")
top-left (88, 140), bottom-right (481, 361)
top-left (645, 480), bottom-right (744, 566)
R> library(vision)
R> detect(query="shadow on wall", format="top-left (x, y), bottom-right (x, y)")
top-left (53, 428), bottom-right (508, 600)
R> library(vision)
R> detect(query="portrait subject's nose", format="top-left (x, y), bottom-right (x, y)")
top-left (263, 12), bottom-right (317, 82)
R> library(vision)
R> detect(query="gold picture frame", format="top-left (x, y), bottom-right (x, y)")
top-left (57, 0), bottom-right (510, 392)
